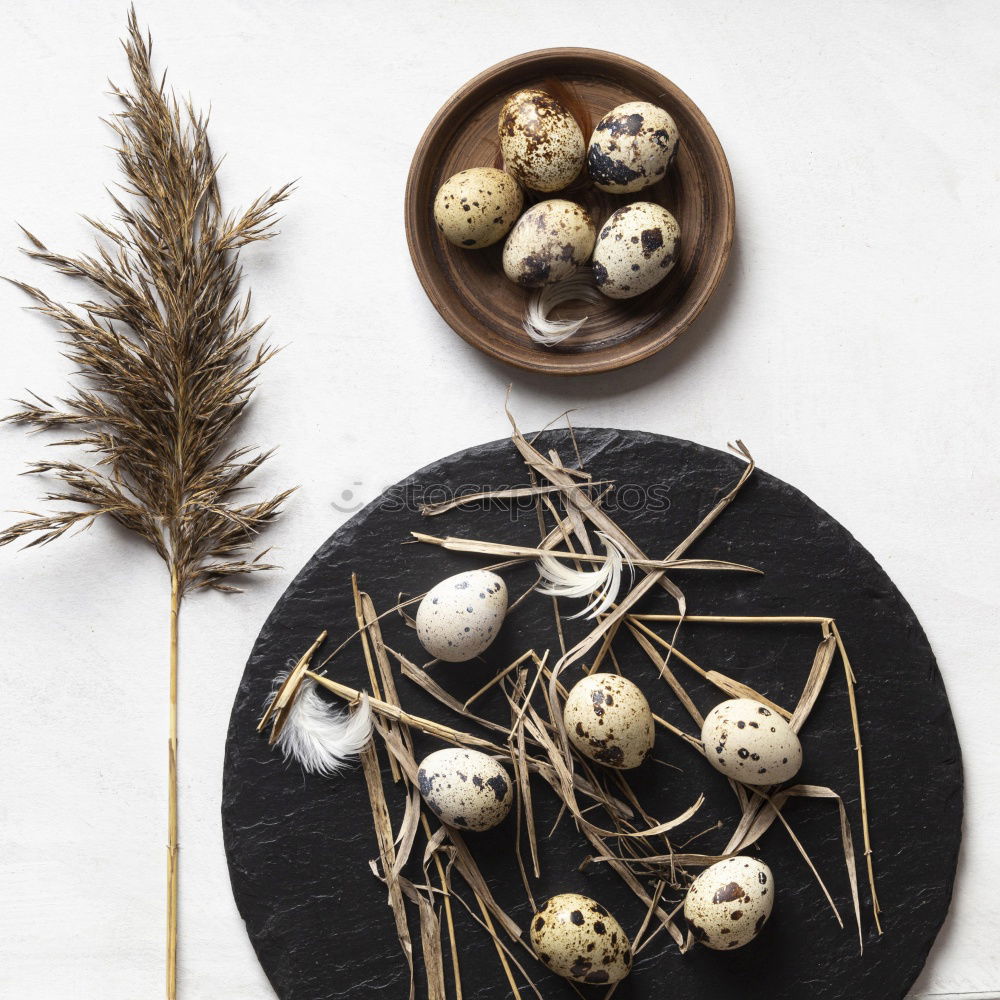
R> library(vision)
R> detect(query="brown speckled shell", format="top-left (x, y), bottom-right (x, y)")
top-left (530, 893), bottom-right (631, 984)
top-left (701, 697), bottom-right (803, 786)
top-left (587, 100), bottom-right (680, 194)
top-left (562, 672), bottom-right (654, 769)
top-left (592, 202), bottom-right (680, 300)
top-left (432, 167), bottom-right (523, 249)
top-left (684, 856), bottom-right (774, 950)
top-left (498, 88), bottom-right (585, 192)
top-left (501, 199), bottom-right (596, 288)
top-left (416, 748), bottom-right (512, 832)
top-left (415, 570), bottom-right (508, 662)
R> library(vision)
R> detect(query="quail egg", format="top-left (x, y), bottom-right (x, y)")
top-left (502, 199), bottom-right (596, 287)
top-left (415, 570), bottom-right (507, 662)
top-left (563, 673), bottom-right (654, 769)
top-left (433, 167), bottom-right (523, 249)
top-left (530, 893), bottom-right (632, 984)
top-left (587, 101), bottom-right (680, 194)
top-left (592, 202), bottom-right (680, 299)
top-left (417, 748), bottom-right (512, 831)
top-left (684, 856), bottom-right (774, 950)
top-left (499, 88), bottom-right (585, 192)
top-left (701, 697), bottom-right (803, 786)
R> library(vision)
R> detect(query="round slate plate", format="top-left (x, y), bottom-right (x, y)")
top-left (223, 430), bottom-right (962, 1000)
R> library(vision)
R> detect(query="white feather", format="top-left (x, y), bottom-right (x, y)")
top-left (536, 532), bottom-right (632, 619)
top-left (269, 673), bottom-right (373, 776)
top-left (523, 270), bottom-right (604, 346)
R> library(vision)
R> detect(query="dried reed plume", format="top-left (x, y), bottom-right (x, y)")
top-left (1, 10), bottom-right (293, 998)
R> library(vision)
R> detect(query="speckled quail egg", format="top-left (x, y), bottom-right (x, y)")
top-left (563, 673), bottom-right (654, 769)
top-left (530, 893), bottom-right (632, 984)
top-left (415, 570), bottom-right (507, 662)
top-left (701, 697), bottom-right (803, 786)
top-left (587, 101), bottom-right (680, 194)
top-left (502, 199), bottom-right (596, 287)
top-left (417, 748), bottom-right (512, 831)
top-left (499, 88), bottom-right (585, 192)
top-left (684, 856), bottom-right (774, 950)
top-left (432, 167), bottom-right (523, 249)
top-left (592, 202), bottom-right (680, 299)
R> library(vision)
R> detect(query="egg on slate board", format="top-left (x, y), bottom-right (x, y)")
top-left (416, 748), bottom-right (512, 831)
top-left (592, 201), bottom-right (680, 299)
top-left (530, 893), bottom-right (632, 984)
top-left (587, 101), bottom-right (680, 194)
top-left (701, 697), bottom-right (803, 786)
top-left (415, 570), bottom-right (507, 662)
top-left (502, 199), bottom-right (596, 287)
top-left (684, 856), bottom-right (774, 950)
top-left (563, 672), bottom-right (654, 769)
top-left (432, 167), bottom-right (523, 249)
top-left (498, 88), bottom-right (585, 192)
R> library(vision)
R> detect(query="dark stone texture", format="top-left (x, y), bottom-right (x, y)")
top-left (223, 429), bottom-right (962, 1000)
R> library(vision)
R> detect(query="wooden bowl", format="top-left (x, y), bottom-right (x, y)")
top-left (405, 48), bottom-right (735, 376)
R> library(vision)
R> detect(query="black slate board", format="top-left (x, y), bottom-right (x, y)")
top-left (223, 430), bottom-right (962, 1000)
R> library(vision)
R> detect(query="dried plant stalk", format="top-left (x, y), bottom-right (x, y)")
top-left (420, 814), bottom-right (463, 1000)
top-left (419, 481), bottom-right (611, 517)
top-left (360, 725), bottom-right (416, 999)
top-left (830, 621), bottom-right (883, 933)
top-left (412, 531), bottom-right (760, 575)
top-left (626, 617), bottom-right (791, 719)
top-left (1, 12), bottom-right (292, 997)
top-left (415, 892), bottom-right (447, 1000)
top-left (306, 672), bottom-right (505, 752)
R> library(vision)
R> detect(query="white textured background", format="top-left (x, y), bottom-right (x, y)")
top-left (0, 2), bottom-right (997, 998)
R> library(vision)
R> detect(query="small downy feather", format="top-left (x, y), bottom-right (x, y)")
top-left (270, 673), bottom-right (373, 776)
top-left (536, 531), bottom-right (632, 619)
top-left (523, 270), bottom-right (603, 345)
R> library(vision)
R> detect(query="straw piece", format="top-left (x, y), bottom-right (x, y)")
top-left (258, 630), bottom-right (327, 740)
top-left (416, 893), bottom-right (447, 1000)
top-left (421, 815), bottom-right (462, 1000)
top-left (628, 617), bottom-right (790, 719)
top-left (359, 725), bottom-right (415, 1000)
top-left (420, 481), bottom-right (612, 517)
top-left (353, 575), bottom-right (400, 782)
top-left (789, 631), bottom-right (837, 733)
top-left (411, 531), bottom-right (760, 574)
top-left (507, 669), bottom-right (540, 904)
top-left (831, 621), bottom-right (882, 934)
top-left (625, 621), bottom-right (705, 727)
top-left (307, 672), bottom-right (504, 752)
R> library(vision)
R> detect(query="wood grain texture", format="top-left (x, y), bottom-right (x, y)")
top-left (405, 48), bottom-right (735, 375)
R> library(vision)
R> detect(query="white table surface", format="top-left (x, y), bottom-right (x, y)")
top-left (1, 2), bottom-right (996, 997)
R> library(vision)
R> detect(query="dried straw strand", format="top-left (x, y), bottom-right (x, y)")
top-left (830, 621), bottom-right (882, 933)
